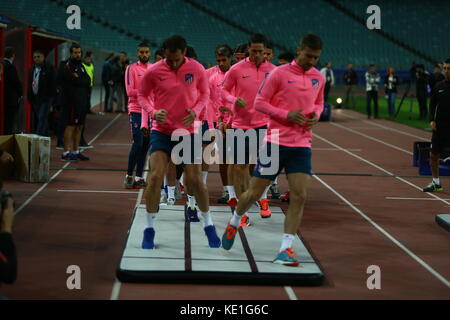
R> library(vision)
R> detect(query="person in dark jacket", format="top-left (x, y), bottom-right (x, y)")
top-left (108, 56), bottom-right (124, 112)
top-left (423, 59), bottom-right (450, 192)
top-left (343, 63), bottom-right (358, 109)
top-left (416, 64), bottom-right (431, 120)
top-left (430, 64), bottom-right (445, 93)
top-left (102, 53), bottom-right (115, 112)
top-left (384, 66), bottom-right (400, 118)
top-left (2, 47), bottom-right (23, 135)
top-left (60, 43), bottom-right (91, 161)
top-left (27, 50), bottom-right (56, 136)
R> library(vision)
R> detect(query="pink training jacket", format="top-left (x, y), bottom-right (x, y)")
top-left (254, 60), bottom-right (325, 148)
top-left (221, 58), bottom-right (276, 129)
top-left (125, 60), bottom-right (151, 114)
top-left (138, 57), bottom-right (209, 136)
top-left (209, 69), bottom-right (232, 125)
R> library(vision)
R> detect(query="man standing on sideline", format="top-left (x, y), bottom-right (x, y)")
top-left (423, 59), bottom-right (450, 192)
top-left (430, 64), bottom-right (445, 93)
top-left (120, 51), bottom-right (130, 112)
top-left (102, 53), bottom-right (114, 112)
top-left (365, 64), bottom-right (380, 119)
top-left (138, 35), bottom-right (220, 249)
top-left (2, 47), bottom-right (22, 135)
top-left (416, 64), bottom-right (431, 120)
top-left (320, 62), bottom-right (334, 103)
top-left (221, 34), bottom-right (276, 226)
top-left (221, 34), bottom-right (325, 266)
top-left (79, 51), bottom-right (95, 149)
top-left (27, 50), bottom-right (56, 136)
top-left (343, 63), bottom-right (358, 109)
top-left (123, 43), bottom-right (152, 189)
top-left (60, 43), bottom-right (91, 162)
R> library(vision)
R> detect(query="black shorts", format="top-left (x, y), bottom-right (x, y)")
top-left (431, 131), bottom-right (450, 154)
top-left (61, 103), bottom-right (87, 126)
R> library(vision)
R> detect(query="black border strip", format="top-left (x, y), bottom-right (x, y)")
top-left (436, 214), bottom-right (450, 232)
top-left (184, 204), bottom-right (192, 271)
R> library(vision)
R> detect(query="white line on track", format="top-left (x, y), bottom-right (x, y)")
top-left (15, 114), bottom-right (122, 215)
top-left (284, 286), bottom-right (298, 300)
top-left (313, 174), bottom-right (450, 289)
top-left (57, 190), bottom-right (140, 194)
top-left (330, 122), bottom-right (413, 155)
top-left (110, 158), bottom-right (149, 300)
top-left (336, 111), bottom-right (429, 140)
top-left (386, 197), bottom-right (450, 201)
top-left (314, 133), bottom-right (450, 206)
top-left (314, 148), bottom-right (361, 151)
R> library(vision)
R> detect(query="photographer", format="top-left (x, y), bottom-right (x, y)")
top-left (0, 149), bottom-right (17, 287)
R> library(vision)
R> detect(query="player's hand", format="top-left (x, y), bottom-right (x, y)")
top-left (0, 151), bottom-right (14, 163)
top-left (235, 98), bottom-right (247, 109)
top-left (305, 112), bottom-right (319, 130)
top-left (219, 106), bottom-right (233, 115)
top-left (287, 110), bottom-right (307, 126)
top-left (182, 109), bottom-right (196, 127)
top-left (430, 121), bottom-right (437, 131)
top-left (141, 127), bottom-right (149, 137)
top-left (154, 109), bottom-right (168, 123)
top-left (0, 197), bottom-right (15, 233)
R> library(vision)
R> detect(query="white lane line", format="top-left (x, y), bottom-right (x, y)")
top-left (337, 111), bottom-right (429, 140)
top-left (57, 190), bottom-right (140, 194)
top-left (284, 286), bottom-right (298, 300)
top-left (330, 122), bottom-right (413, 155)
top-left (110, 158), bottom-right (149, 300)
top-left (15, 114), bottom-right (122, 215)
top-left (314, 134), bottom-right (450, 206)
top-left (386, 197), bottom-right (450, 201)
top-left (314, 148), bottom-right (362, 151)
top-left (313, 174), bottom-right (450, 289)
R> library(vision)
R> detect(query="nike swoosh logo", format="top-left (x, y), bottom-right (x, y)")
top-left (438, 90), bottom-right (444, 93)
top-left (288, 80), bottom-right (296, 84)
top-left (159, 78), bottom-right (168, 81)
top-left (241, 75), bottom-right (250, 79)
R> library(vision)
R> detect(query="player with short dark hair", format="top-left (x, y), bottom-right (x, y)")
top-left (423, 58), bottom-right (450, 192)
top-left (123, 42), bottom-right (152, 189)
top-left (138, 35), bottom-right (221, 249)
top-left (221, 34), bottom-right (325, 266)
top-left (221, 33), bottom-right (276, 226)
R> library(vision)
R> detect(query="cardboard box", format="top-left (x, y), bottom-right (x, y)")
top-left (0, 134), bottom-right (51, 183)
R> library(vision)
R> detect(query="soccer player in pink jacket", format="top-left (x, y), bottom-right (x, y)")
top-left (138, 35), bottom-right (220, 249)
top-left (221, 34), bottom-right (276, 226)
top-left (123, 42), bottom-right (152, 189)
top-left (221, 34), bottom-right (325, 266)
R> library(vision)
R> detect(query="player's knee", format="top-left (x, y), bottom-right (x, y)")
top-left (290, 190), bottom-right (307, 205)
top-left (430, 152), bottom-right (439, 161)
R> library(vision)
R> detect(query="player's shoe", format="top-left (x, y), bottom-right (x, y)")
top-left (61, 152), bottom-right (78, 162)
top-left (141, 227), bottom-right (155, 249)
top-left (273, 248), bottom-right (299, 266)
top-left (167, 197), bottom-right (175, 205)
top-left (239, 215), bottom-right (251, 227)
top-left (160, 193), bottom-right (167, 204)
top-left (186, 205), bottom-right (200, 222)
top-left (221, 224), bottom-right (238, 250)
top-left (123, 176), bottom-right (134, 189)
top-left (227, 197), bottom-right (238, 207)
top-left (422, 182), bottom-right (443, 192)
top-left (280, 192), bottom-right (290, 203)
top-left (133, 179), bottom-right (147, 189)
top-left (204, 225), bottom-right (221, 248)
top-left (269, 183), bottom-right (281, 199)
top-left (258, 199), bottom-right (272, 218)
top-left (76, 152), bottom-right (90, 161)
top-left (217, 190), bottom-right (229, 204)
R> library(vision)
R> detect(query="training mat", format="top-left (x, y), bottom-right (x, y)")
top-left (117, 204), bottom-right (324, 285)
top-left (436, 214), bottom-right (450, 232)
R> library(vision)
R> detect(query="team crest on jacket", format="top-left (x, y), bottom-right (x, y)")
top-left (312, 79), bottom-right (319, 88)
top-left (185, 73), bottom-right (194, 84)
